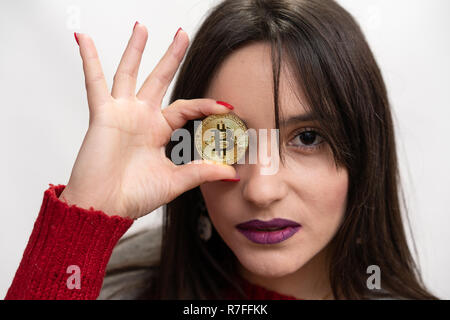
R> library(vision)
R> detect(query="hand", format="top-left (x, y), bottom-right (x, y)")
top-left (58, 23), bottom-right (237, 219)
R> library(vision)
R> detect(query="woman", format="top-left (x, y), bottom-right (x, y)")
top-left (5, 0), bottom-right (438, 300)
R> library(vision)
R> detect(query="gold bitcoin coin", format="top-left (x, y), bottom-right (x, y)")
top-left (194, 113), bottom-right (248, 165)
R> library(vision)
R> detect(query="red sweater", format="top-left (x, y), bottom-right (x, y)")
top-left (4, 184), bottom-right (299, 300)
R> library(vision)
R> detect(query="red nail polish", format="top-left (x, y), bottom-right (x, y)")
top-left (221, 173), bottom-right (240, 182)
top-left (133, 21), bottom-right (139, 31)
top-left (173, 27), bottom-right (182, 40)
top-left (74, 32), bottom-right (79, 46)
top-left (216, 101), bottom-right (234, 110)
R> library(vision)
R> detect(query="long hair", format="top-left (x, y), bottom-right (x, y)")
top-left (144, 0), bottom-right (437, 299)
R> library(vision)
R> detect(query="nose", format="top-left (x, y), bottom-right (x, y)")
top-left (241, 147), bottom-right (287, 209)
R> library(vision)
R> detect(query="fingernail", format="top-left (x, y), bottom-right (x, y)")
top-left (173, 27), bottom-right (182, 40)
top-left (74, 32), bottom-right (79, 46)
top-left (216, 101), bottom-right (234, 110)
top-left (221, 173), bottom-right (240, 182)
top-left (133, 21), bottom-right (139, 31)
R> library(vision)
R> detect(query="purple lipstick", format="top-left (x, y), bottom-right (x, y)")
top-left (236, 218), bottom-right (301, 245)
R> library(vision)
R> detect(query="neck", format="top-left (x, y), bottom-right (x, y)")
top-left (236, 246), bottom-right (333, 300)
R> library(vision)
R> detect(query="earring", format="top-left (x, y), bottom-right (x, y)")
top-left (197, 197), bottom-right (212, 242)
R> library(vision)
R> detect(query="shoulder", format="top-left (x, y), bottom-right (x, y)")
top-left (98, 227), bottom-right (162, 299)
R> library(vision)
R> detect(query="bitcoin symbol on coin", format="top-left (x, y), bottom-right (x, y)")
top-left (194, 113), bottom-right (248, 165)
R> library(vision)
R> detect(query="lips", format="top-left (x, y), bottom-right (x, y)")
top-left (235, 218), bottom-right (302, 244)
top-left (236, 218), bottom-right (301, 231)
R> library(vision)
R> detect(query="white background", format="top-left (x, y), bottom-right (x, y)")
top-left (0, 0), bottom-right (449, 299)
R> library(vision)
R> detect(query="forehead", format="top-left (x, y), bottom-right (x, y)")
top-left (203, 41), bottom-right (309, 128)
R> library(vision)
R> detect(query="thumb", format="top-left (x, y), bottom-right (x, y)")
top-left (171, 160), bottom-right (239, 194)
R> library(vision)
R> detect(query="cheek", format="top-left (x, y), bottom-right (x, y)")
top-left (285, 149), bottom-right (348, 233)
top-left (299, 164), bottom-right (348, 239)
top-left (199, 183), bottom-right (235, 233)
top-left (318, 171), bottom-right (347, 241)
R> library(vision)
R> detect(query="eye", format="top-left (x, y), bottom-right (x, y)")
top-left (288, 128), bottom-right (325, 152)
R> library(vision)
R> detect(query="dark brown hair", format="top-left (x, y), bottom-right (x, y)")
top-left (144, 0), bottom-right (438, 299)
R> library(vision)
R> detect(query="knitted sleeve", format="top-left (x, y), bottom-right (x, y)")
top-left (4, 184), bottom-right (134, 300)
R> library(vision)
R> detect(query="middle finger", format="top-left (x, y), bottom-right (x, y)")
top-left (136, 28), bottom-right (189, 107)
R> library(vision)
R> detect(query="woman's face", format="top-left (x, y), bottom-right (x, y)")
top-left (200, 42), bottom-right (348, 286)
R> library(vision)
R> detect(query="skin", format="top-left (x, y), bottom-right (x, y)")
top-left (200, 42), bottom-right (349, 300)
top-left (58, 24), bottom-right (238, 220)
top-left (61, 22), bottom-right (347, 300)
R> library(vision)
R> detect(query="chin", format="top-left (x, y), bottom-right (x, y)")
top-left (235, 248), bottom-right (306, 279)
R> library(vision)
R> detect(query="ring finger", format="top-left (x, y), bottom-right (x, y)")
top-left (111, 22), bottom-right (148, 99)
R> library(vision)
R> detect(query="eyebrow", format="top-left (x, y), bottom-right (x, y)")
top-left (279, 112), bottom-right (317, 127)
top-left (235, 111), bottom-right (317, 129)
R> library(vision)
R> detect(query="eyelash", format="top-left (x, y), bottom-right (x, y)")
top-left (287, 127), bottom-right (326, 153)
